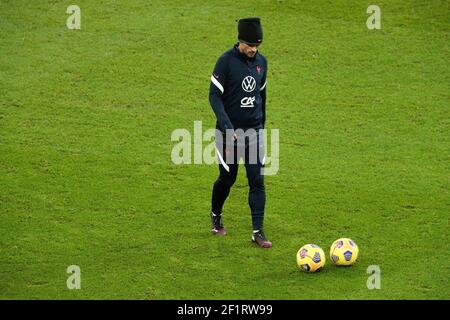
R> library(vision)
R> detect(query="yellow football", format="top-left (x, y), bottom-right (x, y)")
top-left (329, 238), bottom-right (359, 266)
top-left (296, 244), bottom-right (326, 272)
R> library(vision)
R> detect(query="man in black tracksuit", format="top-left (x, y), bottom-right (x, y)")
top-left (209, 17), bottom-right (272, 248)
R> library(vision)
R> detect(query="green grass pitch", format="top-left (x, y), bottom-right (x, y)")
top-left (0, 0), bottom-right (448, 299)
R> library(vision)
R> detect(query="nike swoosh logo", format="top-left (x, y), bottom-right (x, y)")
top-left (213, 74), bottom-right (219, 79)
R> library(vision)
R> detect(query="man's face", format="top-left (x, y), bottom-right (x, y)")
top-left (238, 42), bottom-right (260, 58)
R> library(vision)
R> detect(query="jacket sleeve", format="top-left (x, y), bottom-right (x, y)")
top-left (209, 55), bottom-right (234, 132)
top-left (260, 59), bottom-right (267, 128)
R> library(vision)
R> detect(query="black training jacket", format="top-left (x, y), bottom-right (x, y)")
top-left (209, 44), bottom-right (267, 131)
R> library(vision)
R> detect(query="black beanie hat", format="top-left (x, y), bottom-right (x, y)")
top-left (238, 17), bottom-right (263, 45)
